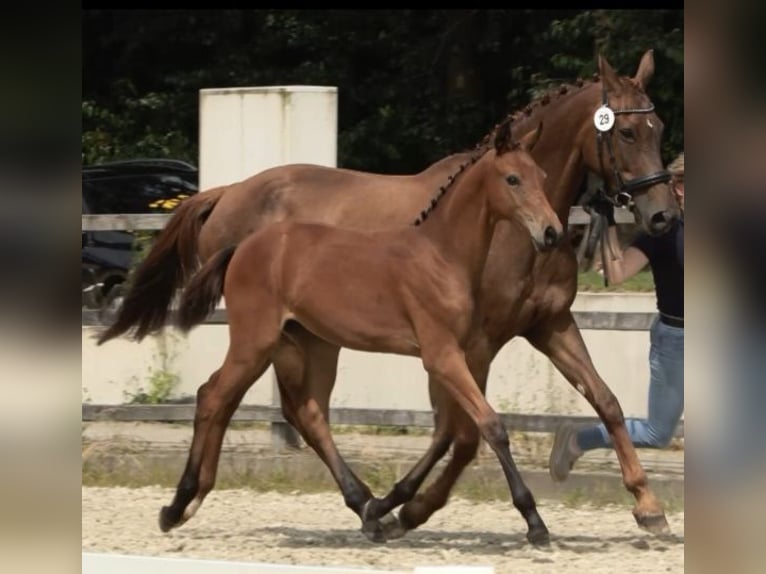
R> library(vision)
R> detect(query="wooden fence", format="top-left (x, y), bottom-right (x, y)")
top-left (82, 208), bottom-right (684, 441)
top-left (81, 205), bottom-right (636, 232)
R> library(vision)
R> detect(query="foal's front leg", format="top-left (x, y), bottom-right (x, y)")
top-left (526, 309), bottom-right (669, 533)
top-left (361, 344), bottom-right (493, 535)
top-left (420, 341), bottom-right (550, 546)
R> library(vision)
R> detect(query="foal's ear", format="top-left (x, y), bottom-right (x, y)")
top-left (633, 49), bottom-right (655, 91)
top-left (520, 121), bottom-right (544, 153)
top-left (494, 120), bottom-right (513, 155)
top-left (597, 52), bottom-right (622, 93)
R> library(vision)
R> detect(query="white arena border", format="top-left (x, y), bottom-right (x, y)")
top-left (82, 552), bottom-right (495, 574)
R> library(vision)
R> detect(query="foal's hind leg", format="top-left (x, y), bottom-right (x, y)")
top-left (272, 325), bottom-right (398, 542)
top-left (526, 310), bottom-right (669, 534)
top-left (159, 316), bottom-right (280, 532)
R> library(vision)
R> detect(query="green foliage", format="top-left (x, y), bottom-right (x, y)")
top-left (123, 333), bottom-right (181, 404)
top-left (82, 82), bottom-right (193, 164)
top-left (578, 269), bottom-right (656, 292)
top-left (543, 10), bottom-right (684, 164)
top-left (83, 10), bottom-right (683, 173)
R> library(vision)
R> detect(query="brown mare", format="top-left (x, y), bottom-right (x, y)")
top-left (99, 51), bottom-right (679, 540)
top-left (159, 123), bottom-right (562, 545)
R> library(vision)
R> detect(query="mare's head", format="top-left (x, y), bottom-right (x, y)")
top-left (581, 50), bottom-right (680, 236)
top-left (489, 121), bottom-right (563, 252)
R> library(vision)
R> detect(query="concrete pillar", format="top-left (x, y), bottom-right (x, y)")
top-left (199, 85), bottom-right (338, 190)
top-left (198, 85), bottom-right (338, 449)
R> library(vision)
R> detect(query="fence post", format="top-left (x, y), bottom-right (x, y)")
top-left (198, 85), bottom-right (338, 449)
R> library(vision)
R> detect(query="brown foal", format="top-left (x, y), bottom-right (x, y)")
top-left (158, 122), bottom-right (563, 545)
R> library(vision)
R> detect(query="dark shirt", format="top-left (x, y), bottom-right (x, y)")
top-left (632, 217), bottom-right (684, 318)
top-left (718, 198), bottom-right (766, 323)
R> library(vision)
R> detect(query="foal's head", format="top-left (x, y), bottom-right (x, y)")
top-left (488, 121), bottom-right (563, 252)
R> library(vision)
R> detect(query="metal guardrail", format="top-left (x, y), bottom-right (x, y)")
top-left (81, 208), bottom-right (650, 331)
top-left (82, 308), bottom-right (656, 331)
top-left (81, 206), bottom-right (635, 232)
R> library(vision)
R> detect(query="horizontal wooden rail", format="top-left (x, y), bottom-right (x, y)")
top-left (82, 206), bottom-right (635, 232)
top-left (82, 308), bottom-right (656, 331)
top-left (82, 213), bottom-right (172, 231)
top-left (81, 403), bottom-right (683, 437)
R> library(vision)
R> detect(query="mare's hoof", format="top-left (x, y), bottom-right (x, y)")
top-left (527, 525), bottom-right (551, 547)
top-left (634, 511), bottom-right (670, 535)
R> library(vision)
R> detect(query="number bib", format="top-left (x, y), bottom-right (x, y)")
top-left (593, 105), bottom-right (615, 132)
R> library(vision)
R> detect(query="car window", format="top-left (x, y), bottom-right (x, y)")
top-left (82, 173), bottom-right (197, 214)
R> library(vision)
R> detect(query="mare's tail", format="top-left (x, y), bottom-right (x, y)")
top-left (176, 245), bottom-right (237, 333)
top-left (96, 187), bottom-right (225, 345)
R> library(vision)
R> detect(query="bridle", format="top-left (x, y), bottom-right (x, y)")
top-left (595, 83), bottom-right (672, 207)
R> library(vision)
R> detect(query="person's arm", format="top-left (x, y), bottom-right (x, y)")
top-left (601, 225), bottom-right (649, 286)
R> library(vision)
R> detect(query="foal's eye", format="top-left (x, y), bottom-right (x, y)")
top-left (506, 174), bottom-right (520, 186)
top-left (619, 128), bottom-right (635, 142)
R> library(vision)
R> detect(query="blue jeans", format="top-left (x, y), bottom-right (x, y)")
top-left (577, 315), bottom-right (684, 450)
top-left (692, 317), bottom-right (766, 486)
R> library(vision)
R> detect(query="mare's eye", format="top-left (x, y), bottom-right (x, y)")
top-left (506, 174), bottom-right (520, 186)
top-left (619, 128), bottom-right (635, 141)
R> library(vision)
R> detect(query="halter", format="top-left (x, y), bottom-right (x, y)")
top-left (595, 83), bottom-right (672, 207)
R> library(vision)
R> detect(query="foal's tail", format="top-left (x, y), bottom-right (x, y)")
top-left (96, 188), bottom-right (225, 345)
top-left (177, 245), bottom-right (237, 333)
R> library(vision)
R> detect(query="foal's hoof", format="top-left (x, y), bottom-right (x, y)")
top-left (361, 519), bottom-right (388, 544)
top-left (527, 525), bottom-right (551, 547)
top-left (634, 511), bottom-right (670, 535)
top-left (159, 505), bottom-right (183, 533)
top-left (361, 513), bottom-right (407, 543)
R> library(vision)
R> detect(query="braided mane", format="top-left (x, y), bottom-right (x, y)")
top-left (493, 73), bottom-right (601, 139)
top-left (412, 117), bottom-right (507, 226)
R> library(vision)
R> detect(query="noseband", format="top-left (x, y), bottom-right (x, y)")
top-left (595, 84), bottom-right (672, 207)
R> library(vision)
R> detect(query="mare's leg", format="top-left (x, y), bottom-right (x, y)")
top-left (271, 324), bottom-right (394, 542)
top-left (526, 309), bottom-right (669, 533)
top-left (420, 342), bottom-right (549, 546)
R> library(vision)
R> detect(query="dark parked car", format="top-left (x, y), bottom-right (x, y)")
top-left (82, 159), bottom-right (199, 312)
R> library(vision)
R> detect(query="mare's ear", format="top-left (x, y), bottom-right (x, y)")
top-left (598, 52), bottom-right (622, 93)
top-left (633, 49), bottom-right (655, 91)
top-left (494, 119), bottom-right (513, 155)
top-left (520, 122), bottom-right (543, 153)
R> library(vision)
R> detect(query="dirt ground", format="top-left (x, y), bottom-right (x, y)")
top-left (82, 486), bottom-right (684, 573)
top-left (82, 421), bottom-right (684, 572)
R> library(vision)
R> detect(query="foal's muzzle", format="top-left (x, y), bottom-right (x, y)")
top-left (543, 225), bottom-right (562, 249)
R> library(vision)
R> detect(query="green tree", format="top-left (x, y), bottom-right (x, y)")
top-left (82, 10), bottom-right (683, 174)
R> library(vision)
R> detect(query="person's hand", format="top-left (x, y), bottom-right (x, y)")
top-left (585, 194), bottom-right (616, 226)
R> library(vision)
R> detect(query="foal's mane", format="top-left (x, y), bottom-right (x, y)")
top-left (412, 136), bottom-right (492, 226)
top-left (412, 74), bottom-right (602, 227)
